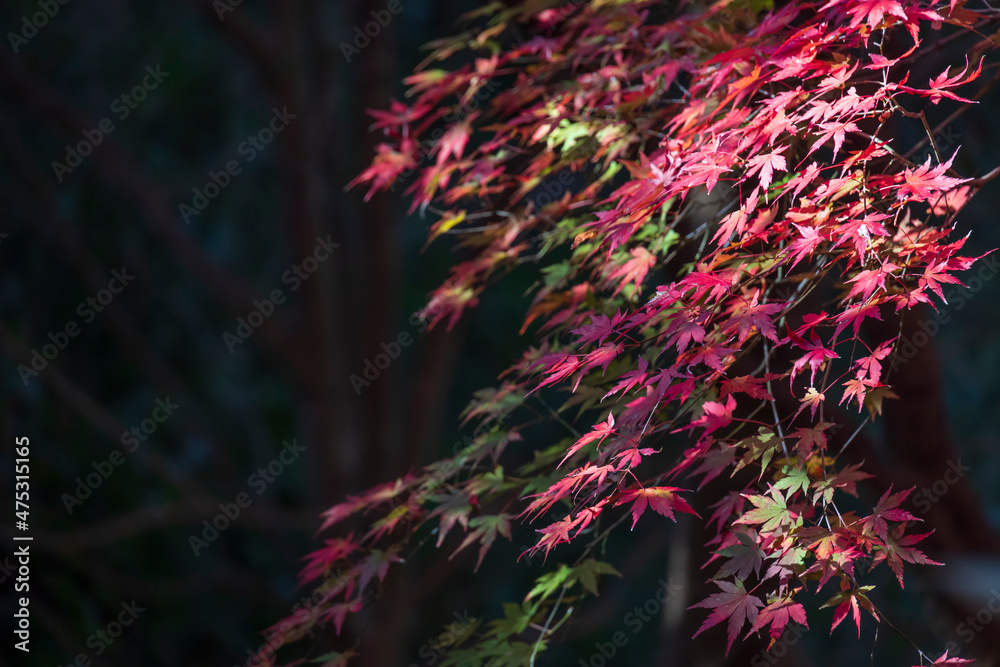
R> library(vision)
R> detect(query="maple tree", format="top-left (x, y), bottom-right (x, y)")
top-left (264, 0), bottom-right (1000, 664)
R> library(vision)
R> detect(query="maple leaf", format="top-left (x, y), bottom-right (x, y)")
top-left (572, 463), bottom-right (617, 490)
top-left (790, 422), bottom-right (834, 456)
top-left (733, 429), bottom-right (782, 479)
top-left (923, 57), bottom-right (983, 104)
top-left (300, 535), bottom-right (358, 585)
top-left (839, 0), bottom-right (908, 29)
top-left (434, 114), bottom-right (477, 166)
top-left (714, 530), bottom-right (765, 580)
top-left (898, 153), bottom-right (970, 203)
top-left (786, 162), bottom-right (823, 200)
top-left (530, 513), bottom-right (584, 560)
top-left (614, 446), bottom-right (658, 470)
top-left (914, 650), bottom-right (975, 666)
top-left (708, 491), bottom-right (748, 532)
top-left (428, 491), bottom-right (474, 547)
top-left (833, 300), bottom-right (884, 338)
top-left (302, 0), bottom-right (1000, 657)
top-left (560, 412), bottom-right (616, 466)
top-left (786, 223), bottom-right (826, 268)
top-left (713, 188), bottom-right (761, 246)
top-left (727, 293), bottom-right (783, 344)
top-left (691, 579), bottom-right (765, 654)
top-left (452, 514), bottom-right (512, 571)
top-left (930, 185), bottom-right (974, 216)
top-left (720, 375), bottom-right (775, 401)
top-left (366, 502), bottom-right (418, 543)
top-left (846, 262), bottom-right (898, 302)
top-left (821, 585), bottom-right (878, 637)
top-left (614, 486), bottom-right (699, 528)
top-left (864, 385), bottom-right (899, 419)
top-left (745, 148), bottom-right (787, 191)
top-left (790, 331), bottom-right (838, 386)
top-left (895, 287), bottom-right (933, 311)
top-left (603, 357), bottom-right (649, 400)
top-left (840, 374), bottom-right (870, 411)
top-left (855, 339), bottom-right (894, 385)
top-left (920, 260), bottom-right (964, 303)
top-left (747, 596), bottom-right (808, 642)
top-left (579, 342), bottom-right (623, 379)
top-left (735, 487), bottom-right (798, 533)
top-left (608, 246), bottom-right (656, 296)
top-left (346, 143), bottom-right (419, 201)
top-left (809, 120), bottom-right (859, 160)
top-left (573, 558), bottom-right (623, 596)
top-left (799, 386), bottom-right (826, 419)
top-left (813, 463), bottom-right (873, 504)
top-left (572, 313), bottom-right (617, 347)
top-left (721, 63), bottom-right (763, 108)
top-left (773, 464), bottom-right (812, 498)
top-left (671, 320), bottom-right (707, 354)
top-left (355, 548), bottom-right (403, 592)
top-left (367, 98), bottom-right (433, 131)
top-left (860, 485), bottom-right (920, 542)
top-left (688, 395), bottom-right (737, 436)
top-left (531, 354), bottom-right (582, 393)
top-left (872, 525), bottom-right (942, 587)
top-left (324, 599), bottom-right (363, 635)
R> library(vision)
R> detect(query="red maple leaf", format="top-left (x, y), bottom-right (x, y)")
top-left (608, 246), bottom-right (656, 296)
top-left (790, 331), bottom-right (839, 386)
top-left (786, 223), bottom-right (826, 268)
top-left (747, 596), bottom-right (808, 642)
top-left (839, 0), bottom-right (908, 29)
top-left (614, 446), bottom-right (658, 470)
top-left (325, 599), bottom-right (364, 635)
top-left (572, 312), bottom-right (620, 347)
top-left (720, 375), bottom-right (775, 401)
top-left (560, 412), bottom-right (616, 466)
top-left (860, 485), bottom-right (920, 542)
top-left (920, 260), bottom-right (964, 303)
top-left (433, 114), bottom-right (477, 166)
top-left (745, 148), bottom-right (787, 190)
top-left (914, 650), bottom-right (975, 666)
top-left (790, 422), bottom-right (834, 455)
top-left (688, 395), bottom-right (737, 436)
top-left (691, 579), bottom-right (765, 653)
top-left (833, 300), bottom-right (884, 338)
top-left (897, 153), bottom-right (969, 202)
top-left (923, 57), bottom-right (983, 104)
top-left (530, 513), bottom-right (583, 560)
top-left (713, 188), bottom-right (760, 246)
top-left (846, 262), bottom-right (898, 302)
top-left (614, 486), bottom-right (699, 528)
top-left (822, 585), bottom-right (878, 637)
top-left (799, 386), bottom-right (826, 419)
top-left (872, 525), bottom-right (942, 587)
top-left (855, 339), bottom-right (894, 384)
top-left (579, 342), bottom-right (623, 377)
top-left (603, 357), bottom-right (649, 400)
top-left (727, 293), bottom-right (783, 344)
top-left (671, 320), bottom-right (707, 354)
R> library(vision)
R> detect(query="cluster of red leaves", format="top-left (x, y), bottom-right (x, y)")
top-left (266, 0), bottom-right (997, 664)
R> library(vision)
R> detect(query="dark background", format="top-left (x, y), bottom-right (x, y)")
top-left (0, 1), bottom-right (998, 666)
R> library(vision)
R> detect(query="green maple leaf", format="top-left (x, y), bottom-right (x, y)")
top-left (733, 428), bottom-right (781, 479)
top-left (735, 488), bottom-right (799, 533)
top-left (773, 464), bottom-right (811, 497)
top-left (573, 559), bottom-right (622, 596)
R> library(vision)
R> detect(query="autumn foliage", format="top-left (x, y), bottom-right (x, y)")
top-left (267, 0), bottom-right (997, 664)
